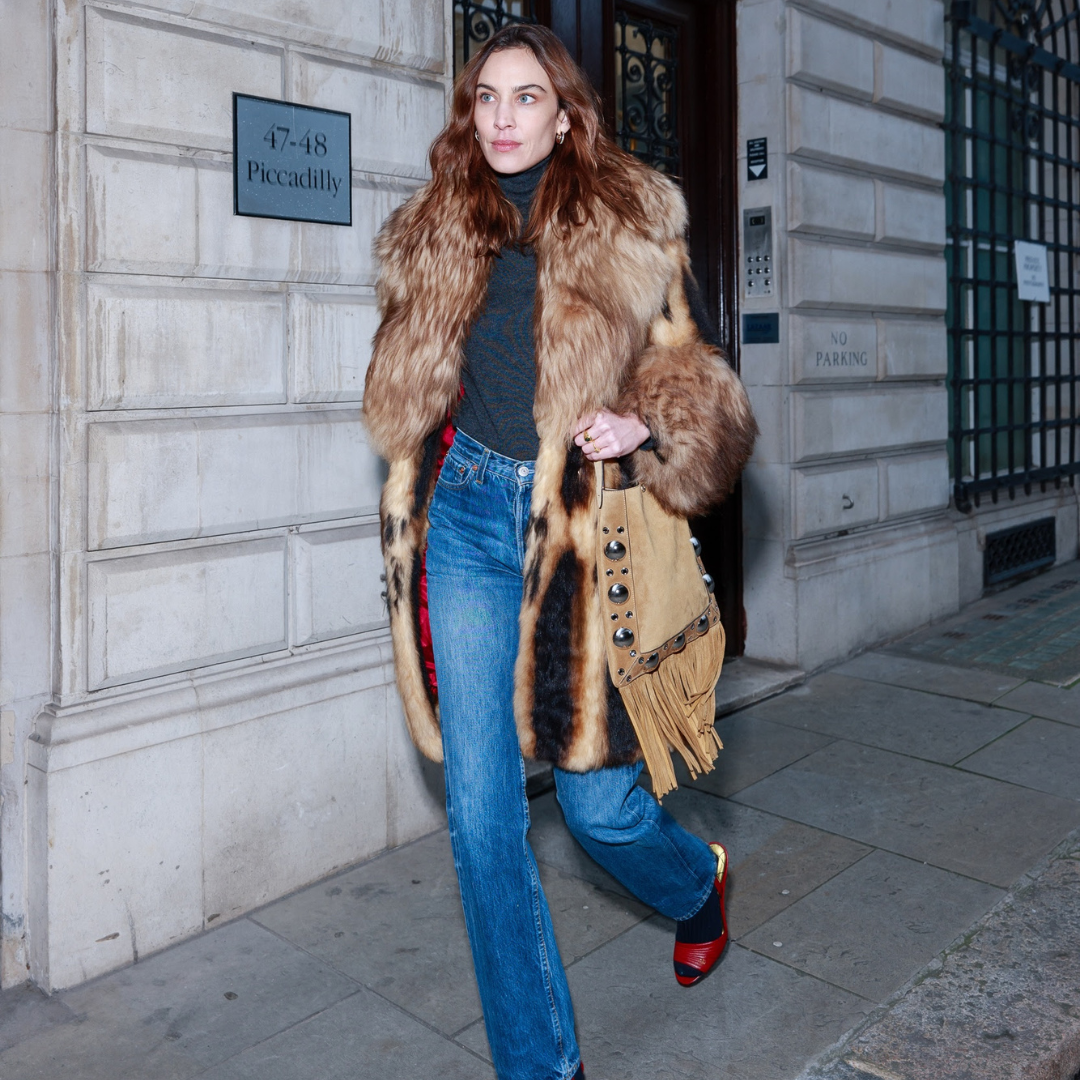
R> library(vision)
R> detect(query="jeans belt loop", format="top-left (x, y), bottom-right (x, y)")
top-left (474, 446), bottom-right (489, 484)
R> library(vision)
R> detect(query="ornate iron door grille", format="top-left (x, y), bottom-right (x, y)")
top-left (946, 0), bottom-right (1080, 511)
top-left (454, 1), bottom-right (540, 74)
top-left (613, 9), bottom-right (681, 174)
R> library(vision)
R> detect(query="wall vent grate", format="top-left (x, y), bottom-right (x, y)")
top-left (984, 518), bottom-right (1056, 587)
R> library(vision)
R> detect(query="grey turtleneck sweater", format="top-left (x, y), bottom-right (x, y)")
top-left (455, 155), bottom-right (549, 462)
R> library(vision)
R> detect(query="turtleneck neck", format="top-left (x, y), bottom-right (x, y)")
top-left (496, 152), bottom-right (552, 224)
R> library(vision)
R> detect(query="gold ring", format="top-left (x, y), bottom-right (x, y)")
top-left (583, 430), bottom-right (593, 442)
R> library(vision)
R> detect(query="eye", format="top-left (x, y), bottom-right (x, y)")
top-left (517, 93), bottom-right (535, 104)
top-left (478, 92), bottom-right (494, 103)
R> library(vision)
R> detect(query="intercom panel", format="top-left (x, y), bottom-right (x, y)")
top-left (743, 207), bottom-right (774, 298)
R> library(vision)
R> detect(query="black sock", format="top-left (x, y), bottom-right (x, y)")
top-left (675, 883), bottom-right (722, 944)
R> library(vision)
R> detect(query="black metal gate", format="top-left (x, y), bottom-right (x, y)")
top-left (945, 0), bottom-right (1080, 510)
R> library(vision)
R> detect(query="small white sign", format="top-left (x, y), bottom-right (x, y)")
top-left (1014, 241), bottom-right (1050, 303)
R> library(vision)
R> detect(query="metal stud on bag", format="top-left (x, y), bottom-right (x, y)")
top-left (608, 583), bottom-right (629, 603)
top-left (613, 627), bottom-right (635, 648)
top-left (605, 540), bottom-right (627, 560)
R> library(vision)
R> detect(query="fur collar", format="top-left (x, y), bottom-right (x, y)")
top-left (363, 159), bottom-right (688, 463)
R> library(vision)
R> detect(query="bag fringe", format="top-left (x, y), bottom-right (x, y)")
top-left (618, 625), bottom-right (725, 800)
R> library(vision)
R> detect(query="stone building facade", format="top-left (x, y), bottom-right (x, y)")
top-left (1, 0), bottom-right (449, 991)
top-left (737, 0), bottom-right (1077, 674)
top-left (0, 0), bottom-right (1076, 991)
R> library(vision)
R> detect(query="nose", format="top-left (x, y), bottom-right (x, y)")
top-left (494, 100), bottom-right (514, 129)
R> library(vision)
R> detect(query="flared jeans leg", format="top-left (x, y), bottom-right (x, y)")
top-left (426, 442), bottom-right (579, 1080)
top-left (554, 762), bottom-right (718, 922)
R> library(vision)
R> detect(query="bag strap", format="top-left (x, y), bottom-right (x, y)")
top-left (595, 459), bottom-right (623, 506)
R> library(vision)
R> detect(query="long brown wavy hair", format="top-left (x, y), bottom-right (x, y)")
top-left (425, 24), bottom-right (649, 253)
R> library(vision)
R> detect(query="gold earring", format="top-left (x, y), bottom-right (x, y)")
top-left (556, 130), bottom-right (566, 145)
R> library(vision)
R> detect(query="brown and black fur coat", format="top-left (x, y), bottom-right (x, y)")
top-left (364, 156), bottom-right (757, 772)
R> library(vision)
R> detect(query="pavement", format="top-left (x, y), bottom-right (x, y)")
top-left (1, 563), bottom-right (1079, 1080)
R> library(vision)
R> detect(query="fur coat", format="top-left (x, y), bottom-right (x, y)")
top-left (364, 156), bottom-right (757, 772)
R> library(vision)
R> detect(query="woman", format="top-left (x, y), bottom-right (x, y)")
top-left (364, 24), bottom-right (757, 1080)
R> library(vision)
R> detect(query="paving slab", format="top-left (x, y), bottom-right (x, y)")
top-left (0, 917), bottom-right (359, 1079)
top-left (198, 986), bottom-right (493, 1080)
top-left (993, 679), bottom-right (1080, 726)
top-left (714, 657), bottom-right (807, 716)
top-left (58, 917), bottom-right (357, 1069)
top-left (453, 1014), bottom-right (494, 1064)
top-left (744, 673), bottom-right (1026, 766)
top-left (723, 822), bottom-right (873, 940)
top-left (676, 712), bottom-right (834, 798)
top-left (660, 785), bottom-right (825, 869)
top-left (0, 984), bottom-right (73, 1054)
top-left (252, 830), bottom-right (480, 1035)
top-left (561, 922), bottom-right (870, 1080)
top-left (802, 836), bottom-right (1080, 1080)
top-left (534, 861), bottom-right (654, 966)
top-left (731, 741), bottom-right (1080, 887)
top-left (253, 827), bottom-right (652, 1039)
top-left (837, 651), bottom-right (1023, 704)
top-left (957, 716), bottom-right (1080, 801)
top-left (0, 1011), bottom-right (201, 1080)
top-left (455, 925), bottom-right (873, 1078)
top-left (889, 564), bottom-right (1080, 687)
top-left (742, 849), bottom-right (1002, 1001)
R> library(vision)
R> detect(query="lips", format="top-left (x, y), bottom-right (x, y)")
top-left (490, 140), bottom-right (521, 152)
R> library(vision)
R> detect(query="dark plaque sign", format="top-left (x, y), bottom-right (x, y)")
top-left (743, 312), bottom-right (779, 344)
top-left (747, 137), bottom-right (768, 181)
top-left (233, 93), bottom-right (351, 226)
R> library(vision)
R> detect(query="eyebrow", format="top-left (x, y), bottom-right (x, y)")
top-left (476, 82), bottom-right (548, 93)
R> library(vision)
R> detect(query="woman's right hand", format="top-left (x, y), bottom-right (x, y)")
top-left (573, 410), bottom-right (651, 461)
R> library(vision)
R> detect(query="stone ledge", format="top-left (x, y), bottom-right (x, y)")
top-left (799, 830), bottom-right (1080, 1080)
top-left (28, 632), bottom-right (394, 772)
top-left (794, 0), bottom-right (946, 60)
top-left (788, 513), bottom-right (956, 579)
top-left (83, 0), bottom-right (450, 76)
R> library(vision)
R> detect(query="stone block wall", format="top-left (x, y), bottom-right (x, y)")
top-left (737, 0), bottom-right (960, 670)
top-left (0, 0), bottom-right (56, 987)
top-left (1, 0), bottom-right (451, 991)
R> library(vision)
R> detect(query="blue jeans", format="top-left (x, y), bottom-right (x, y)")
top-left (426, 430), bottom-right (717, 1080)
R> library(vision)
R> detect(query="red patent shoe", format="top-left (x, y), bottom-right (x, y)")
top-left (672, 842), bottom-right (728, 987)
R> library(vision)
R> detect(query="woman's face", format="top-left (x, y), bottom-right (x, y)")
top-left (473, 47), bottom-right (568, 174)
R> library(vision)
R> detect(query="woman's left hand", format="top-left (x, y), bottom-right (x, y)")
top-left (573, 410), bottom-right (651, 460)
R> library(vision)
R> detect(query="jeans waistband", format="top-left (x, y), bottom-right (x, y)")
top-left (449, 429), bottom-right (536, 484)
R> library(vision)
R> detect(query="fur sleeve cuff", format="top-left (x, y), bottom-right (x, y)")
top-left (617, 342), bottom-right (758, 518)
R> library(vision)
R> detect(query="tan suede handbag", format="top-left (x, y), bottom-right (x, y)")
top-left (595, 463), bottom-right (725, 798)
